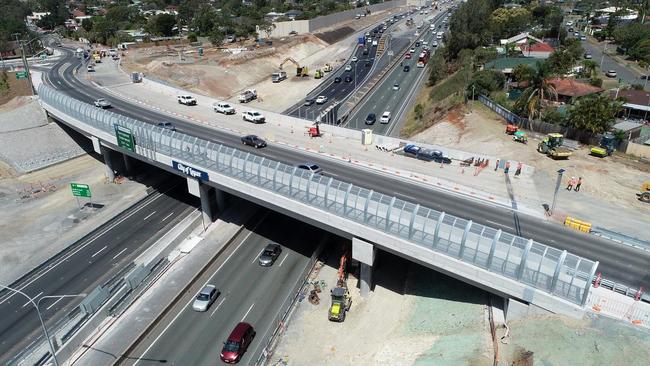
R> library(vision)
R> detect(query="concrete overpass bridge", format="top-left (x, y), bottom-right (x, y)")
top-left (38, 84), bottom-right (598, 317)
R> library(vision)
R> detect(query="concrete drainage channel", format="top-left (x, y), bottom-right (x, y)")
top-left (8, 209), bottom-right (202, 366)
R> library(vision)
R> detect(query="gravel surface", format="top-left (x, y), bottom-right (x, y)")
top-left (0, 96), bottom-right (48, 132)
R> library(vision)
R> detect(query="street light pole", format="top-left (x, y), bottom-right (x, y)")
top-left (550, 168), bottom-right (565, 216)
top-left (600, 41), bottom-right (607, 69)
top-left (0, 284), bottom-right (86, 366)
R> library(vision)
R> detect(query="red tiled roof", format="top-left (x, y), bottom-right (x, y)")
top-left (519, 42), bottom-right (554, 53)
top-left (72, 10), bottom-right (86, 17)
top-left (547, 78), bottom-right (603, 97)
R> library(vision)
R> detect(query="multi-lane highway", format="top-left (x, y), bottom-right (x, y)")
top-left (285, 10), bottom-right (426, 120)
top-left (0, 180), bottom-right (198, 364)
top-left (119, 212), bottom-right (325, 365)
top-left (347, 12), bottom-right (448, 134)
top-left (43, 19), bottom-right (650, 292)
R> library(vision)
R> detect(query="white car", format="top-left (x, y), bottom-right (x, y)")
top-left (192, 285), bottom-right (219, 312)
top-left (242, 110), bottom-right (265, 123)
top-left (316, 96), bottom-right (328, 104)
top-left (410, 48), bottom-right (416, 53)
top-left (393, 84), bottom-right (400, 90)
top-left (380, 111), bottom-right (391, 124)
top-left (605, 70), bottom-right (617, 78)
top-left (93, 98), bottom-right (111, 108)
top-left (213, 102), bottom-right (235, 114)
top-left (351, 56), bottom-right (358, 62)
top-left (345, 64), bottom-right (352, 71)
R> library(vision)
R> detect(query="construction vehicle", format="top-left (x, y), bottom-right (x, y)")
top-left (506, 124), bottom-right (518, 134)
top-left (314, 69), bottom-right (323, 79)
top-left (328, 251), bottom-right (351, 322)
top-left (279, 57), bottom-right (308, 77)
top-left (308, 122), bottom-right (322, 138)
top-left (638, 182), bottom-right (650, 203)
top-left (537, 133), bottom-right (572, 159)
top-left (590, 132), bottom-right (616, 157)
top-left (513, 131), bottom-right (528, 144)
top-left (323, 63), bottom-right (333, 72)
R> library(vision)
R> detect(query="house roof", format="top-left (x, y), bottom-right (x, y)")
top-left (547, 78), bottom-right (603, 97)
top-left (500, 32), bottom-right (543, 46)
top-left (609, 89), bottom-right (650, 111)
top-left (519, 42), bottom-right (554, 53)
top-left (484, 57), bottom-right (539, 72)
top-left (612, 121), bottom-right (644, 132)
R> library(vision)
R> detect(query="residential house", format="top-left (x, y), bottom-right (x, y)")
top-left (610, 89), bottom-right (650, 121)
top-left (26, 12), bottom-right (51, 25)
top-left (519, 42), bottom-right (554, 59)
top-left (547, 78), bottom-right (604, 103)
top-left (264, 12), bottom-right (285, 22)
top-left (284, 10), bottom-right (303, 20)
top-left (484, 57), bottom-right (539, 77)
top-left (499, 32), bottom-right (544, 46)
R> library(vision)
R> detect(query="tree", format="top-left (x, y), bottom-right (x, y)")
top-left (427, 51), bottom-right (447, 86)
top-left (414, 103), bottom-right (424, 120)
top-left (258, 20), bottom-right (276, 39)
top-left (546, 49), bottom-right (576, 75)
top-left (467, 70), bottom-right (506, 96)
top-left (209, 27), bottom-right (224, 46)
top-left (565, 94), bottom-right (624, 134)
top-left (192, 4), bottom-right (217, 35)
top-left (581, 60), bottom-right (598, 78)
top-left (514, 62), bottom-right (558, 119)
top-left (147, 13), bottom-right (176, 36)
top-left (81, 18), bottom-right (94, 32)
top-left (630, 39), bottom-right (650, 63)
top-left (512, 64), bottom-right (535, 82)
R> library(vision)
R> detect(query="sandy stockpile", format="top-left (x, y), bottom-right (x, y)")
top-left (499, 314), bottom-right (650, 365)
top-left (122, 35), bottom-right (332, 102)
top-left (411, 103), bottom-right (650, 212)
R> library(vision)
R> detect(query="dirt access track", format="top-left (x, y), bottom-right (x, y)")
top-left (119, 7), bottom-right (409, 112)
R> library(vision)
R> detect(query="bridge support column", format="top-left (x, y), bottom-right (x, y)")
top-left (352, 237), bottom-right (376, 297)
top-left (186, 178), bottom-right (214, 226)
top-left (122, 154), bottom-right (134, 176)
top-left (215, 188), bottom-right (226, 212)
top-left (101, 145), bottom-right (115, 183)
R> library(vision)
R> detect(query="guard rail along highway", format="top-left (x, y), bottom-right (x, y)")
top-left (38, 84), bottom-right (599, 316)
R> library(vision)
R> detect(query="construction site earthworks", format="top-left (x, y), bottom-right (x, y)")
top-left (119, 8), bottom-right (403, 113)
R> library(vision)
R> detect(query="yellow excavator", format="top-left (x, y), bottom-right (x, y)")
top-left (329, 251), bottom-right (352, 322)
top-left (323, 63), bottom-right (333, 72)
top-left (314, 69), bottom-right (323, 79)
top-left (280, 57), bottom-right (308, 77)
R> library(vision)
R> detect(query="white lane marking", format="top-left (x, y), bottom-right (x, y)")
top-left (252, 248), bottom-right (264, 264)
top-left (241, 303), bottom-right (255, 322)
top-left (162, 212), bottom-right (174, 222)
top-left (133, 216), bottom-right (266, 366)
top-left (112, 248), bottom-right (129, 260)
top-left (91, 246), bottom-right (107, 258)
top-left (0, 190), bottom-right (168, 305)
top-left (210, 297), bottom-right (227, 318)
top-left (46, 296), bottom-right (64, 310)
top-left (22, 292), bottom-right (43, 308)
top-left (143, 211), bottom-right (156, 221)
top-left (278, 254), bottom-right (289, 268)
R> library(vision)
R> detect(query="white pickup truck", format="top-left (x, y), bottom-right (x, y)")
top-left (177, 94), bottom-right (197, 106)
top-left (238, 89), bottom-right (257, 103)
top-left (242, 110), bottom-right (265, 123)
top-left (213, 102), bottom-right (236, 114)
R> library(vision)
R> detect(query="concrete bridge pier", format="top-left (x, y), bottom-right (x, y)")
top-left (122, 154), bottom-right (134, 176)
top-left (186, 178), bottom-right (215, 226)
top-left (100, 145), bottom-right (115, 182)
top-left (353, 237), bottom-right (376, 297)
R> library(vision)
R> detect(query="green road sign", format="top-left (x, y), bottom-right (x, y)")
top-left (71, 183), bottom-right (91, 198)
top-left (115, 125), bottom-right (135, 152)
top-left (15, 71), bottom-right (28, 79)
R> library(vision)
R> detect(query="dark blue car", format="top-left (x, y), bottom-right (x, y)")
top-left (416, 149), bottom-right (452, 164)
top-left (403, 144), bottom-right (421, 157)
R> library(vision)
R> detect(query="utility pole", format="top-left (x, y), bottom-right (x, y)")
top-left (550, 168), bottom-right (565, 216)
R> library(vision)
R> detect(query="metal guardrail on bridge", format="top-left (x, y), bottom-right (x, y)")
top-left (39, 84), bottom-right (598, 307)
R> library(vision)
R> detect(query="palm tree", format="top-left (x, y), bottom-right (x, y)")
top-left (581, 59), bottom-right (598, 78)
top-left (514, 62), bottom-right (558, 120)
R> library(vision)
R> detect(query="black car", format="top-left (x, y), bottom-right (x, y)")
top-left (334, 77), bottom-right (342, 83)
top-left (241, 134), bottom-right (267, 148)
top-left (403, 65), bottom-right (410, 72)
top-left (304, 98), bottom-right (315, 106)
top-left (258, 243), bottom-right (282, 266)
top-left (345, 76), bottom-right (353, 82)
top-left (416, 149), bottom-right (451, 164)
top-left (362, 48), bottom-right (369, 55)
top-left (365, 61), bottom-right (371, 67)
top-left (157, 122), bottom-right (176, 131)
top-left (365, 113), bottom-right (376, 125)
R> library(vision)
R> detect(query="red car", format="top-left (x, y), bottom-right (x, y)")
top-left (220, 322), bottom-right (255, 363)
top-left (405, 53), bottom-right (412, 59)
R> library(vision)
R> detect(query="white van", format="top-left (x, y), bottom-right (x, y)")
top-left (436, 32), bottom-right (443, 40)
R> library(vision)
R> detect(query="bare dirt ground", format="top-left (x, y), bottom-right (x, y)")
top-left (119, 8), bottom-right (408, 113)
top-left (409, 101), bottom-right (650, 234)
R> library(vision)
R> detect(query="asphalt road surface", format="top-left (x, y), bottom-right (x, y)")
top-left (347, 11), bottom-right (449, 134)
top-left (0, 182), bottom-right (198, 364)
top-left (119, 212), bottom-right (323, 366)
top-left (45, 45), bottom-right (650, 291)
